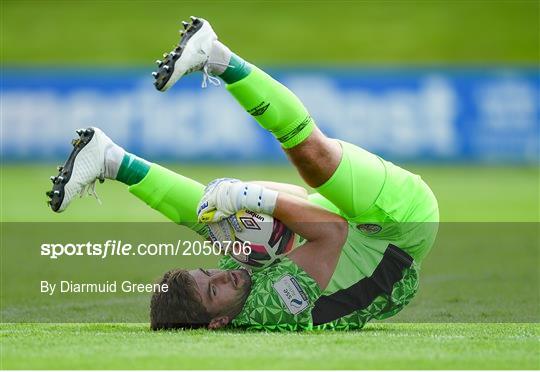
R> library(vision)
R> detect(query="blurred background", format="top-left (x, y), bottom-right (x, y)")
top-left (1, 0), bottom-right (538, 223)
top-left (1, 0), bottom-right (539, 324)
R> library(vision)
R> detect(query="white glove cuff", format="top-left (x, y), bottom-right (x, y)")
top-left (235, 183), bottom-right (279, 215)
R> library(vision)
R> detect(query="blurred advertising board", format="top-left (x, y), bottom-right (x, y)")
top-left (2, 68), bottom-right (538, 163)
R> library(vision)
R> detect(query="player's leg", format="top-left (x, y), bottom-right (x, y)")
top-left (152, 17), bottom-right (385, 219)
top-left (46, 127), bottom-right (208, 237)
top-left (127, 161), bottom-right (208, 237)
top-left (212, 46), bottom-right (386, 218)
top-left (220, 62), bottom-right (437, 257)
top-left (208, 44), bottom-right (388, 218)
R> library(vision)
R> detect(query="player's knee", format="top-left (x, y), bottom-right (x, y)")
top-left (286, 131), bottom-right (342, 188)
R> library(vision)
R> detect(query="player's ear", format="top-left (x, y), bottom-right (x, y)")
top-left (208, 316), bottom-right (230, 329)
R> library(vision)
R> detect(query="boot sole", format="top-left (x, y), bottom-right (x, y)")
top-left (46, 128), bottom-right (96, 212)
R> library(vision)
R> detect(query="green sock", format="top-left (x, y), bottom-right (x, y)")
top-left (225, 65), bottom-right (315, 149)
top-left (218, 54), bottom-right (252, 84)
top-left (128, 164), bottom-right (208, 237)
top-left (116, 153), bottom-right (151, 186)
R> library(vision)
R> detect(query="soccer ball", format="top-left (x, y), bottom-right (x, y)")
top-left (207, 209), bottom-right (296, 270)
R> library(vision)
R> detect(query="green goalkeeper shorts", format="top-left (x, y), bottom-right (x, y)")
top-left (310, 140), bottom-right (439, 263)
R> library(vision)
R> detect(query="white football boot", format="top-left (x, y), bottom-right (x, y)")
top-left (46, 127), bottom-right (119, 212)
top-left (152, 16), bottom-right (218, 91)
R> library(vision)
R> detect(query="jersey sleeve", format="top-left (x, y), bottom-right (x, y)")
top-left (231, 257), bottom-right (321, 331)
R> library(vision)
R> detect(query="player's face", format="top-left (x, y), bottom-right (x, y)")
top-left (189, 268), bottom-right (252, 320)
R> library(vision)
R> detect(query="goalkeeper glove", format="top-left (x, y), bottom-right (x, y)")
top-left (197, 178), bottom-right (278, 223)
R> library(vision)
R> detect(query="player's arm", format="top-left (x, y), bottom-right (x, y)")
top-left (198, 179), bottom-right (347, 289)
top-left (272, 193), bottom-right (348, 290)
top-left (250, 181), bottom-right (308, 199)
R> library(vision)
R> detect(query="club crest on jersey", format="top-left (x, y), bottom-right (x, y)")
top-left (356, 223), bottom-right (382, 234)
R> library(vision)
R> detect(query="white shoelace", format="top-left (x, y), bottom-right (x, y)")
top-left (201, 64), bottom-right (221, 88)
top-left (201, 61), bottom-right (235, 88)
top-left (79, 175), bottom-right (104, 205)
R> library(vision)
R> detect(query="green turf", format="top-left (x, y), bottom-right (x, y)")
top-left (1, 323), bottom-right (538, 369)
top-left (1, 0), bottom-right (538, 65)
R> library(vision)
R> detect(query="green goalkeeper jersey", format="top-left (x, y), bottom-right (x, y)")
top-left (222, 143), bottom-right (439, 331)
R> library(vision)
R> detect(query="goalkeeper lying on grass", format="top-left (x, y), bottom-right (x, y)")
top-left (46, 17), bottom-right (439, 331)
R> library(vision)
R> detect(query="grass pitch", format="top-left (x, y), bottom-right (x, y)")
top-left (1, 323), bottom-right (539, 369)
top-left (1, 164), bottom-right (539, 369)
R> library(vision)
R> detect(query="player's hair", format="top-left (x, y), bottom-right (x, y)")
top-left (150, 269), bottom-right (211, 330)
